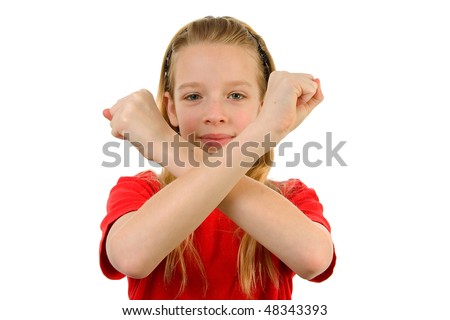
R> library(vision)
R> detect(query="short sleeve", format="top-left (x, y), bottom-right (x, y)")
top-left (277, 179), bottom-right (336, 282)
top-left (99, 170), bottom-right (161, 280)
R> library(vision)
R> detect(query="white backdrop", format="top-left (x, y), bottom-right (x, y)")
top-left (1, 0), bottom-right (449, 319)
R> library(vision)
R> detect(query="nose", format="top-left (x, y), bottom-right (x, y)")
top-left (203, 100), bottom-right (228, 125)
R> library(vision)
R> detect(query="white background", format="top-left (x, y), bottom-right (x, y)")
top-left (1, 0), bottom-right (449, 319)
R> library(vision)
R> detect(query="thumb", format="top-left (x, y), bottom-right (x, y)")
top-left (103, 108), bottom-right (112, 121)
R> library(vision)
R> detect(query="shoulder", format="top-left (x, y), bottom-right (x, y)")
top-left (270, 178), bottom-right (325, 224)
top-left (112, 170), bottom-right (161, 193)
top-left (134, 170), bottom-right (161, 188)
top-left (103, 170), bottom-right (161, 229)
top-left (106, 170), bottom-right (161, 210)
top-left (117, 169), bottom-right (160, 184)
top-left (270, 178), bottom-right (317, 202)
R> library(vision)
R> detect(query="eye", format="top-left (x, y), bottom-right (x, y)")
top-left (228, 92), bottom-right (245, 100)
top-left (185, 93), bottom-right (202, 101)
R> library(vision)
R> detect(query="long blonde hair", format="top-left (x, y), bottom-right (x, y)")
top-left (156, 16), bottom-right (278, 298)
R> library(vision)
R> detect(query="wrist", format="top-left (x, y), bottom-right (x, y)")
top-left (158, 133), bottom-right (206, 177)
top-left (134, 128), bottom-right (175, 164)
top-left (250, 116), bottom-right (286, 145)
top-left (222, 121), bottom-right (278, 168)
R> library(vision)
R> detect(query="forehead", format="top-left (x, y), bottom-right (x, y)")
top-left (172, 43), bottom-right (260, 86)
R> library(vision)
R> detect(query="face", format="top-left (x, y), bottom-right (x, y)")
top-left (165, 43), bottom-right (262, 152)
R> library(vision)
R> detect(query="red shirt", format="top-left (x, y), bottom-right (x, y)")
top-left (99, 170), bottom-right (336, 299)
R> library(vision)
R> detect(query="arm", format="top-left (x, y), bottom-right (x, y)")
top-left (104, 73), bottom-right (333, 279)
top-left (218, 177), bottom-right (334, 280)
top-left (105, 120), bottom-right (273, 278)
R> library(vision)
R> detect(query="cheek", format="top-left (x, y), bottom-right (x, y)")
top-left (177, 111), bottom-right (198, 136)
top-left (236, 109), bottom-right (259, 130)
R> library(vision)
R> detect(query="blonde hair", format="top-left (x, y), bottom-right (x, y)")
top-left (156, 16), bottom-right (278, 298)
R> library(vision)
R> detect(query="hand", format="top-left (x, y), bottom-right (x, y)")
top-left (103, 89), bottom-right (174, 161)
top-left (259, 71), bottom-right (324, 141)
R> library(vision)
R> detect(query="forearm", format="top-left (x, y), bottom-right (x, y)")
top-left (218, 177), bottom-right (334, 279)
top-left (105, 72), bottom-right (327, 279)
top-left (107, 122), bottom-right (272, 278)
top-left (153, 128), bottom-right (333, 279)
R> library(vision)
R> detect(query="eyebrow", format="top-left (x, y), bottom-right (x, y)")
top-left (176, 80), bottom-right (253, 92)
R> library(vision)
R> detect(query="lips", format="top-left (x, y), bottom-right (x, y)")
top-left (198, 133), bottom-right (234, 148)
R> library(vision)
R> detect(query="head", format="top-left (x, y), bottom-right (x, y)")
top-left (158, 16), bottom-right (273, 140)
top-left (157, 16), bottom-right (275, 180)
top-left (156, 16), bottom-right (279, 298)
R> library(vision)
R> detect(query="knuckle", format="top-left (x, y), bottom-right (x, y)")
top-left (130, 89), bottom-right (153, 105)
top-left (312, 81), bottom-right (319, 90)
top-left (300, 73), bottom-right (314, 79)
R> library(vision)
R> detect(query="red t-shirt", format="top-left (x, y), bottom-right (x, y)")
top-left (99, 170), bottom-right (336, 299)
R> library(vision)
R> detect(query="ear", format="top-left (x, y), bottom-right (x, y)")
top-left (164, 92), bottom-right (179, 128)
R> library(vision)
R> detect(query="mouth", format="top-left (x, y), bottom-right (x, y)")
top-left (197, 134), bottom-right (235, 151)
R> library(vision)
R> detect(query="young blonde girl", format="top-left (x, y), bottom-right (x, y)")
top-left (100, 16), bottom-right (335, 299)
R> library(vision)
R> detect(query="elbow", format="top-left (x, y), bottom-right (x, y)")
top-left (295, 239), bottom-right (334, 280)
top-left (111, 257), bottom-right (152, 280)
top-left (301, 250), bottom-right (334, 280)
top-left (106, 236), bottom-right (154, 279)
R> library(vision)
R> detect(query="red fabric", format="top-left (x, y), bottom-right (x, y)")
top-left (99, 170), bottom-right (336, 299)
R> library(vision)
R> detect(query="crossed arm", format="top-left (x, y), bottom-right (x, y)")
top-left (104, 72), bottom-right (334, 280)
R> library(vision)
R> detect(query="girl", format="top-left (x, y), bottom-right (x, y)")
top-left (100, 16), bottom-right (335, 299)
